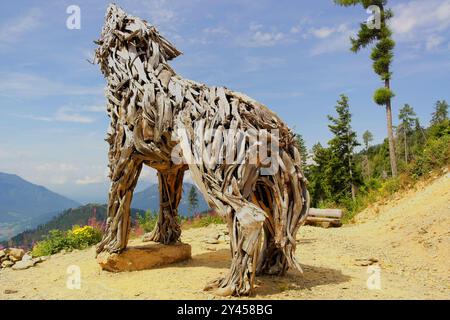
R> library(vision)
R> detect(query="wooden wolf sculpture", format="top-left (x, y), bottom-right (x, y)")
top-left (95, 4), bottom-right (310, 296)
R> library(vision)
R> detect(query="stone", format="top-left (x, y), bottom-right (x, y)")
top-left (203, 237), bottom-right (220, 244)
top-left (7, 248), bottom-right (25, 261)
top-left (21, 254), bottom-right (33, 262)
top-left (1, 260), bottom-right (14, 268)
top-left (12, 260), bottom-right (36, 270)
top-left (97, 242), bottom-right (191, 272)
top-left (0, 250), bottom-right (5, 259)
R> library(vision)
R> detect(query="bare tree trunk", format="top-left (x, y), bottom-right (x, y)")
top-left (404, 128), bottom-right (408, 164)
top-left (385, 79), bottom-right (398, 177)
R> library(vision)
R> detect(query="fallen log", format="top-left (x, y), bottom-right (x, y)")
top-left (308, 208), bottom-right (343, 219)
top-left (305, 208), bottom-right (343, 228)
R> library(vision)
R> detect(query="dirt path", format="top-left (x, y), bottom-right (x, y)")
top-left (1, 174), bottom-right (449, 300)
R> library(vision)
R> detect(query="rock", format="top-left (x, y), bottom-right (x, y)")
top-left (97, 242), bottom-right (191, 272)
top-left (0, 250), bottom-right (5, 259)
top-left (7, 248), bottom-right (25, 261)
top-left (1, 260), bottom-right (14, 268)
top-left (12, 260), bottom-right (36, 270)
top-left (203, 237), bottom-right (219, 244)
top-left (22, 254), bottom-right (33, 262)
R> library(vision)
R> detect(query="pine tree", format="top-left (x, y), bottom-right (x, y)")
top-left (362, 130), bottom-right (374, 152)
top-left (398, 104), bottom-right (417, 164)
top-left (187, 186), bottom-right (199, 216)
top-left (308, 143), bottom-right (332, 205)
top-left (295, 133), bottom-right (308, 168)
top-left (327, 95), bottom-right (361, 201)
top-left (431, 100), bottom-right (449, 125)
top-left (335, 0), bottom-right (398, 177)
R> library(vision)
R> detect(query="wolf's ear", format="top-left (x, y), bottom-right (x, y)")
top-left (150, 27), bottom-right (182, 61)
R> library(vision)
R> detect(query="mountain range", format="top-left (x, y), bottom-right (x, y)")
top-left (0, 172), bottom-right (209, 244)
top-left (0, 172), bottom-right (80, 241)
top-left (132, 183), bottom-right (209, 216)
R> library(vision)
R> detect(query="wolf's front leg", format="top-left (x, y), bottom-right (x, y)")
top-left (144, 166), bottom-right (186, 244)
top-left (97, 157), bottom-right (143, 254)
top-left (205, 204), bottom-right (265, 296)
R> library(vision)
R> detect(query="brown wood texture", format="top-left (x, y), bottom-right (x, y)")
top-left (94, 4), bottom-right (310, 296)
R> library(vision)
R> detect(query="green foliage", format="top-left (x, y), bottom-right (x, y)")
top-left (31, 226), bottom-right (102, 257)
top-left (306, 95), bottom-right (449, 224)
top-left (187, 186), bottom-right (199, 215)
top-left (411, 135), bottom-right (450, 177)
top-left (431, 100), bottom-right (449, 125)
top-left (362, 130), bottom-right (374, 151)
top-left (136, 210), bottom-right (158, 233)
top-left (307, 95), bottom-right (362, 205)
top-left (4, 204), bottom-right (145, 249)
top-left (295, 133), bottom-right (308, 168)
top-left (182, 212), bottom-right (225, 229)
top-left (373, 87), bottom-right (395, 106)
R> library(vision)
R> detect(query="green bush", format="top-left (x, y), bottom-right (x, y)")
top-left (182, 213), bottom-right (225, 229)
top-left (32, 226), bottom-right (102, 257)
top-left (412, 135), bottom-right (450, 177)
top-left (136, 210), bottom-right (158, 233)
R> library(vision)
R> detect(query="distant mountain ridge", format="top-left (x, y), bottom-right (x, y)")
top-left (132, 182), bottom-right (209, 216)
top-left (0, 172), bottom-right (79, 222)
top-left (3, 204), bottom-right (146, 249)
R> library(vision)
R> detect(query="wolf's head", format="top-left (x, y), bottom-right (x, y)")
top-left (95, 4), bottom-right (182, 77)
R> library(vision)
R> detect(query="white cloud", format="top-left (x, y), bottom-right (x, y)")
top-left (290, 26), bottom-right (301, 34)
top-left (243, 56), bottom-right (285, 72)
top-left (0, 73), bottom-right (103, 99)
top-left (391, 0), bottom-right (450, 50)
top-left (238, 23), bottom-right (291, 48)
top-left (84, 105), bottom-right (105, 113)
top-left (76, 176), bottom-right (105, 185)
top-left (36, 163), bottom-right (78, 172)
top-left (0, 8), bottom-right (42, 48)
top-left (26, 107), bottom-right (95, 124)
top-left (310, 24), bottom-right (355, 56)
top-left (425, 34), bottom-right (444, 51)
top-left (310, 27), bottom-right (336, 39)
top-left (391, 0), bottom-right (450, 35)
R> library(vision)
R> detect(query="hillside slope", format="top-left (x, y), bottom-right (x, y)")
top-left (132, 183), bottom-right (209, 216)
top-left (0, 173), bottom-right (448, 299)
top-left (4, 204), bottom-right (146, 249)
top-left (0, 172), bottom-right (80, 241)
top-left (0, 172), bottom-right (79, 220)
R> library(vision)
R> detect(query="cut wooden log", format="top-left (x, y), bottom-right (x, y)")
top-left (308, 208), bottom-right (343, 219)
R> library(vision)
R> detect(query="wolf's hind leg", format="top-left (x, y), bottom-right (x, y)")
top-left (145, 166), bottom-right (186, 244)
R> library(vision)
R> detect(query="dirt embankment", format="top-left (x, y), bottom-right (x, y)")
top-left (1, 173), bottom-right (449, 300)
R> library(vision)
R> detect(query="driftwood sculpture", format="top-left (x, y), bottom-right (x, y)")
top-left (95, 4), bottom-right (310, 296)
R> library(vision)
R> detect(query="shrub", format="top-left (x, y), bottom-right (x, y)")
top-left (182, 212), bottom-right (225, 229)
top-left (136, 210), bottom-right (158, 233)
top-left (32, 226), bottom-right (102, 257)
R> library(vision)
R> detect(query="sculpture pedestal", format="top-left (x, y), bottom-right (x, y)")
top-left (97, 242), bottom-right (191, 272)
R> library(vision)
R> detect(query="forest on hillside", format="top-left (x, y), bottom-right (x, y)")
top-left (296, 99), bottom-right (449, 221)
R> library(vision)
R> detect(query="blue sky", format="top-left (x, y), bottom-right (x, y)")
top-left (0, 0), bottom-right (449, 203)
